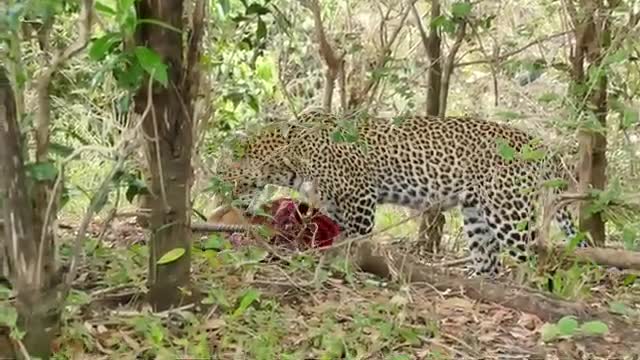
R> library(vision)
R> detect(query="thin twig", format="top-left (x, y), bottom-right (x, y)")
top-left (301, 0), bottom-right (343, 111)
top-left (362, 2), bottom-right (415, 108)
top-left (455, 31), bottom-right (570, 68)
top-left (64, 141), bottom-right (141, 286)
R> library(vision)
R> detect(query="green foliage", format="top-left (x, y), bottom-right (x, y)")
top-left (495, 138), bottom-right (516, 161)
top-left (25, 161), bottom-right (59, 181)
top-left (0, 302), bottom-right (23, 340)
top-left (541, 316), bottom-right (609, 342)
top-left (451, 2), bottom-right (472, 18)
top-left (205, 176), bottom-right (235, 201)
top-left (431, 1), bottom-right (473, 33)
top-left (233, 288), bottom-right (261, 317)
top-left (331, 120), bottom-right (360, 143)
top-left (133, 46), bottom-right (168, 86)
top-left (495, 138), bottom-right (548, 163)
top-left (156, 247), bottom-right (186, 264)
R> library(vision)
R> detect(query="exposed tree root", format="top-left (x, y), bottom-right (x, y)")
top-left (537, 244), bottom-right (640, 271)
top-left (354, 241), bottom-right (593, 322)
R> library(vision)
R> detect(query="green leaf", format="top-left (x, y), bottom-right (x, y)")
top-left (134, 46), bottom-right (168, 86)
top-left (622, 108), bottom-right (638, 129)
top-left (255, 225), bottom-right (274, 240)
top-left (0, 285), bottom-right (12, 300)
top-left (49, 142), bottom-right (74, 157)
top-left (149, 321), bottom-right (165, 345)
top-left (27, 161), bottom-right (58, 181)
top-left (90, 33), bottom-right (120, 61)
top-left (557, 316), bottom-right (579, 336)
top-left (622, 274), bottom-right (637, 286)
top-left (113, 54), bottom-right (145, 89)
top-left (540, 323), bottom-right (560, 342)
top-left (256, 17), bottom-right (267, 41)
top-left (399, 328), bottom-right (420, 346)
top-left (430, 15), bottom-right (455, 33)
top-left (0, 305), bottom-right (18, 328)
top-left (95, 1), bottom-right (117, 16)
top-left (565, 232), bottom-right (586, 252)
top-left (538, 92), bottom-right (559, 103)
top-left (233, 288), bottom-right (260, 317)
top-left (248, 94), bottom-right (260, 112)
top-left (519, 144), bottom-right (546, 161)
top-left (245, 246), bottom-right (269, 263)
top-left (125, 178), bottom-right (148, 203)
top-left (203, 234), bottom-right (228, 250)
top-left (542, 178), bottom-right (568, 189)
top-left (608, 302), bottom-right (633, 316)
top-left (579, 320), bottom-right (608, 336)
top-left (256, 58), bottom-right (274, 81)
top-left (605, 48), bottom-right (629, 65)
top-left (157, 248), bottom-right (186, 264)
top-left (516, 219), bottom-right (529, 231)
top-left (451, 2), bottom-right (472, 18)
top-left (496, 138), bottom-right (516, 161)
top-left (219, 0), bottom-right (230, 15)
top-left (246, 3), bottom-right (270, 15)
top-left (67, 289), bottom-right (91, 306)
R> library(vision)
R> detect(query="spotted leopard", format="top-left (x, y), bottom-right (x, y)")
top-left (214, 110), bottom-right (579, 276)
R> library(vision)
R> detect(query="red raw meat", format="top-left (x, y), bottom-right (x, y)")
top-left (214, 198), bottom-right (341, 250)
top-left (268, 198), bottom-right (340, 249)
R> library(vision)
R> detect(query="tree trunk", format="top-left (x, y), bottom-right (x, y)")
top-left (415, 0), bottom-right (446, 253)
top-left (1, 68), bottom-right (63, 359)
top-left (134, 0), bottom-right (204, 311)
top-left (425, 0), bottom-right (442, 117)
top-left (569, 0), bottom-right (609, 246)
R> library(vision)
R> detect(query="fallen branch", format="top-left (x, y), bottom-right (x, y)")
top-left (354, 241), bottom-right (591, 322)
top-left (420, 243), bottom-right (640, 271)
top-left (191, 222), bottom-right (261, 233)
top-left (538, 245), bottom-right (640, 271)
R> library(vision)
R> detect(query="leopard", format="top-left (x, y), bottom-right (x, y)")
top-left (213, 109), bottom-right (580, 276)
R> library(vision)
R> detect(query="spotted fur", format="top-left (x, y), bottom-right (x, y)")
top-left (215, 110), bottom-right (579, 276)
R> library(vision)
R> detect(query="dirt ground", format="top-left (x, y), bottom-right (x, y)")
top-left (36, 218), bottom-right (640, 359)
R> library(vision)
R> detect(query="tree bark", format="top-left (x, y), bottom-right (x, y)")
top-left (134, 0), bottom-right (205, 311)
top-left (423, 1), bottom-right (442, 117)
top-left (1, 68), bottom-right (63, 359)
top-left (414, 0), bottom-right (446, 253)
top-left (568, 0), bottom-right (609, 246)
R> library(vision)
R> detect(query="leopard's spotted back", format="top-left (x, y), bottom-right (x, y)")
top-left (216, 110), bottom-right (578, 276)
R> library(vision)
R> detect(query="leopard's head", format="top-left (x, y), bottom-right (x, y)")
top-left (213, 125), bottom-right (300, 208)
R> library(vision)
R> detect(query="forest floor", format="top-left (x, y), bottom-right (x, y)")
top-left (45, 216), bottom-right (640, 360)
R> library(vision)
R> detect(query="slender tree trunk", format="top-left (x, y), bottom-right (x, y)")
top-left (425, 0), bottom-right (442, 117)
top-left (415, 0), bottom-right (446, 253)
top-left (134, 0), bottom-right (204, 311)
top-left (1, 68), bottom-right (63, 359)
top-left (568, 0), bottom-right (609, 246)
